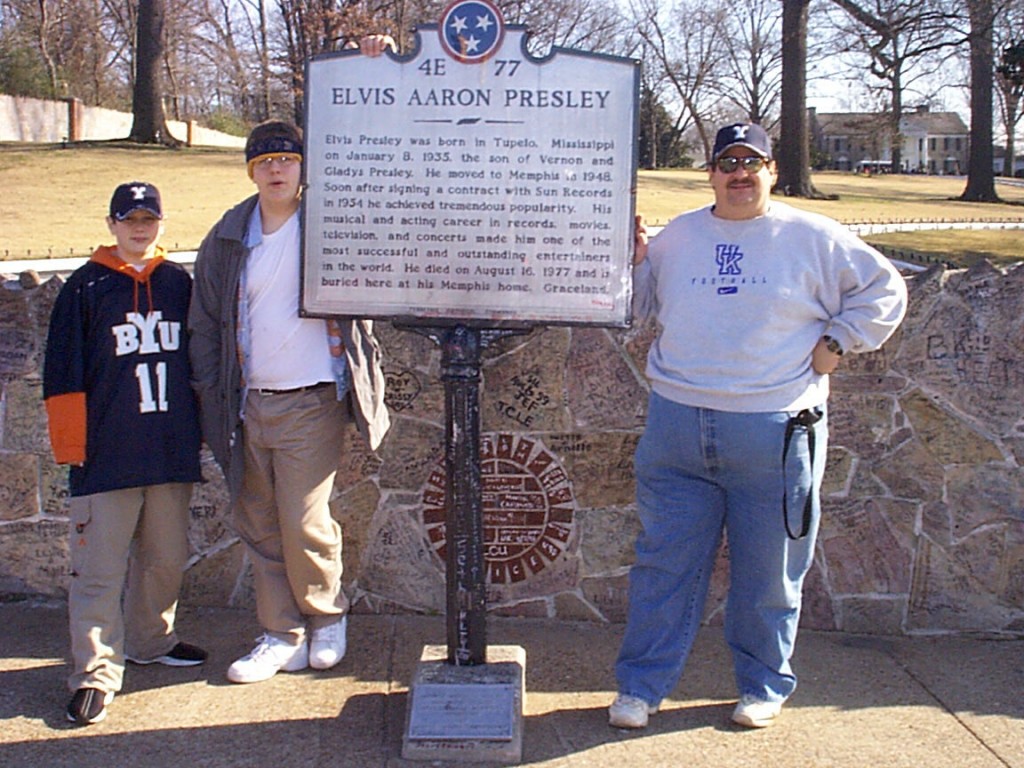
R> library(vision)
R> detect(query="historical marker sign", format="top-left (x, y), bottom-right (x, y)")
top-left (301, 0), bottom-right (639, 327)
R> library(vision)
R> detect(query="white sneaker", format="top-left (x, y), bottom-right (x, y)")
top-left (227, 634), bottom-right (309, 684)
top-left (731, 695), bottom-right (783, 728)
top-left (309, 615), bottom-right (347, 670)
top-left (608, 693), bottom-right (659, 729)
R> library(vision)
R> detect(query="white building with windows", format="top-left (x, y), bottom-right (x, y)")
top-left (809, 106), bottom-right (968, 174)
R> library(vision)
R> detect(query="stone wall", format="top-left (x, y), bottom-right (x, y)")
top-left (1, 262), bottom-right (1022, 637)
top-left (0, 94), bottom-right (245, 147)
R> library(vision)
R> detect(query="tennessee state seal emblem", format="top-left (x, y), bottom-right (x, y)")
top-left (438, 0), bottom-right (505, 63)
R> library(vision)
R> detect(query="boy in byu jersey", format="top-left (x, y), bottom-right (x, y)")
top-left (44, 182), bottom-right (206, 726)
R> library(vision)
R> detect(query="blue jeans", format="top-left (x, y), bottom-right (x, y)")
top-left (615, 392), bottom-right (827, 706)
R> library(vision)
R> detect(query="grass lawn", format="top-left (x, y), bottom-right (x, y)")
top-left (638, 169), bottom-right (1024, 268)
top-left (637, 168), bottom-right (1024, 224)
top-left (864, 228), bottom-right (1024, 268)
top-left (0, 143), bottom-right (251, 259)
top-left (1, 143), bottom-right (1022, 266)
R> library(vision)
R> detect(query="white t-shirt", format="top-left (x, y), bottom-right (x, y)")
top-left (245, 213), bottom-right (333, 389)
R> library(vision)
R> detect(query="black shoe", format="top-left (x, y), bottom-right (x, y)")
top-left (127, 641), bottom-right (209, 667)
top-left (66, 687), bottom-right (113, 725)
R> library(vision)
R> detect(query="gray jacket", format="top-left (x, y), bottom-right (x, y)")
top-left (188, 194), bottom-right (390, 497)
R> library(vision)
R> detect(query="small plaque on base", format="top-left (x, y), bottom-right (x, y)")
top-left (402, 645), bottom-right (526, 763)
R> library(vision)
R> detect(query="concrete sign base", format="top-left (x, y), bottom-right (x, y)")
top-left (402, 644), bottom-right (526, 763)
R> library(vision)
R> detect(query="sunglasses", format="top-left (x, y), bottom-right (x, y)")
top-left (714, 156), bottom-right (767, 174)
top-left (256, 154), bottom-right (299, 168)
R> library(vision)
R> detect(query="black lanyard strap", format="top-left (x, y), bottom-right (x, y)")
top-left (782, 407), bottom-right (823, 540)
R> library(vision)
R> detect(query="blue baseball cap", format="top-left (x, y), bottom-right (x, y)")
top-left (109, 182), bottom-right (163, 220)
top-left (711, 123), bottom-right (773, 162)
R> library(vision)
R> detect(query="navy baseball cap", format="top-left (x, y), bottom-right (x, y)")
top-left (711, 123), bottom-right (773, 162)
top-left (109, 182), bottom-right (163, 220)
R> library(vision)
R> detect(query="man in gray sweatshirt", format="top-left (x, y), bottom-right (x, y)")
top-left (609, 122), bottom-right (907, 730)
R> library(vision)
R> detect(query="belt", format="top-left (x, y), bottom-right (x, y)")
top-left (252, 381), bottom-right (332, 396)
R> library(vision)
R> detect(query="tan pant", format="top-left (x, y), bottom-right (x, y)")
top-left (237, 385), bottom-right (349, 642)
top-left (67, 483), bottom-right (193, 693)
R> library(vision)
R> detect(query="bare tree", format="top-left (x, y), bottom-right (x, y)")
top-left (501, 0), bottom-right (623, 55)
top-left (276, 0), bottom-right (393, 121)
top-left (179, 0), bottom-right (272, 124)
top-left (718, 0), bottom-right (783, 125)
top-left (266, 0), bottom-right (632, 123)
top-left (994, 4), bottom-right (1024, 176)
top-left (0, 0), bottom-right (123, 104)
top-left (626, 0), bottom-right (726, 162)
top-left (129, 0), bottom-right (177, 143)
top-left (247, 0), bottom-right (275, 120)
top-left (0, 0), bottom-right (650, 135)
top-left (66, 1), bottom-right (124, 106)
top-left (160, 1), bottom-right (204, 121)
top-left (100, 0), bottom-right (140, 102)
top-left (826, 0), bottom-right (957, 172)
top-left (34, 0), bottom-right (61, 93)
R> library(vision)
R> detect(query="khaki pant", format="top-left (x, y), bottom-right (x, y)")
top-left (237, 385), bottom-right (349, 642)
top-left (68, 483), bottom-right (193, 693)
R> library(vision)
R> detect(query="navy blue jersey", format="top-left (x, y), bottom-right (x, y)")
top-left (43, 246), bottom-right (203, 496)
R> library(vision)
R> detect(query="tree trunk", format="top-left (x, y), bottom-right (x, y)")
top-left (890, 70), bottom-right (903, 173)
top-left (650, 95), bottom-right (659, 169)
top-left (960, 0), bottom-right (999, 201)
top-left (36, 1), bottom-right (60, 95)
top-left (1006, 111), bottom-right (1018, 177)
top-left (773, 0), bottom-right (825, 197)
top-left (259, 0), bottom-right (273, 122)
top-left (129, 0), bottom-right (178, 145)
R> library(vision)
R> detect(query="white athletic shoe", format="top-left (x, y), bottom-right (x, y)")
top-left (227, 634), bottom-right (309, 684)
top-left (608, 693), bottom-right (659, 729)
top-left (731, 695), bottom-right (783, 728)
top-left (309, 615), bottom-right (347, 670)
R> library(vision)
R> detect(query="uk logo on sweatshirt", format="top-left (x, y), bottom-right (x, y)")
top-left (716, 244), bottom-right (742, 295)
top-left (687, 242), bottom-right (766, 295)
top-left (716, 244), bottom-right (743, 275)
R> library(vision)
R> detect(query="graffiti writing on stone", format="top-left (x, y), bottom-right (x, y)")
top-left (925, 332), bottom-right (1022, 387)
top-left (0, 328), bottom-right (35, 376)
top-left (422, 433), bottom-right (574, 583)
top-left (384, 368), bottom-right (423, 412)
top-left (494, 372), bottom-right (552, 428)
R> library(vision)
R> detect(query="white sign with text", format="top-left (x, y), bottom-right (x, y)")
top-left (301, 1), bottom-right (638, 326)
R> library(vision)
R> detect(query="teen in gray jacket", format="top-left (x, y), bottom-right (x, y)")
top-left (189, 120), bottom-right (389, 684)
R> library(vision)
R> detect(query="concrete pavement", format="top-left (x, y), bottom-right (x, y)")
top-left (0, 598), bottom-right (1021, 767)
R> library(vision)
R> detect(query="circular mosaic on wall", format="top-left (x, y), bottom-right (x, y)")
top-left (422, 433), bottom-right (575, 583)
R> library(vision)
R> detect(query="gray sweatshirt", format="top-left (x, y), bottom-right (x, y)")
top-left (634, 201), bottom-right (907, 413)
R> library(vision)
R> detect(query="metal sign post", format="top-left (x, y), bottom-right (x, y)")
top-left (439, 324), bottom-right (488, 665)
top-left (405, 323), bottom-right (530, 666)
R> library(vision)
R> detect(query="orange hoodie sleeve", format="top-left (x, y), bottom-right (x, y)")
top-left (45, 392), bottom-right (87, 465)
top-left (43, 258), bottom-right (94, 466)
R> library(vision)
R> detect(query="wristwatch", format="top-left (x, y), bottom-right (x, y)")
top-left (823, 335), bottom-right (844, 356)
